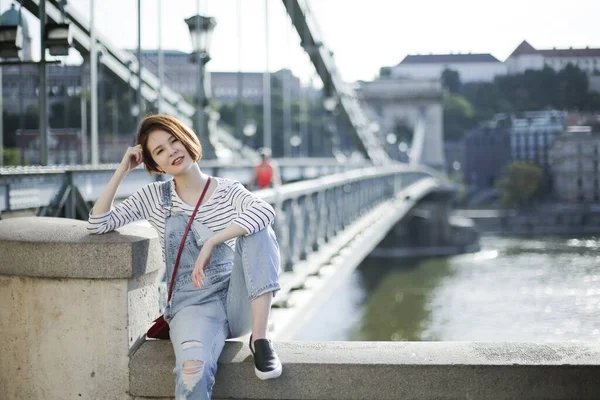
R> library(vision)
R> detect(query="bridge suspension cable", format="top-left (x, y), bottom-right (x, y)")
top-left (281, 0), bottom-right (391, 165)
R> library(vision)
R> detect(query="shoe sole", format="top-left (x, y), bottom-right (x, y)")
top-left (255, 363), bottom-right (282, 380)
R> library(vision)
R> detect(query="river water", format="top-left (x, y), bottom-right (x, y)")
top-left (294, 235), bottom-right (600, 342)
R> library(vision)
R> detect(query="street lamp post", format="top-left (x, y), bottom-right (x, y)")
top-left (185, 14), bottom-right (216, 159)
top-left (90, 0), bottom-right (99, 164)
top-left (39, 0), bottom-right (48, 165)
top-left (136, 0), bottom-right (143, 127)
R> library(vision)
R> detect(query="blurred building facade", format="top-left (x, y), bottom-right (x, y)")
top-left (463, 125), bottom-right (511, 190)
top-left (504, 110), bottom-right (565, 170)
top-left (15, 128), bottom-right (83, 165)
top-left (388, 40), bottom-right (600, 85)
top-left (391, 53), bottom-right (507, 83)
top-left (1, 48), bottom-right (306, 164)
top-left (2, 64), bottom-right (86, 114)
top-left (463, 110), bottom-right (565, 191)
top-left (506, 40), bottom-right (600, 75)
top-left (550, 131), bottom-right (600, 203)
top-left (1, 50), bottom-right (304, 117)
top-left (137, 50), bottom-right (303, 105)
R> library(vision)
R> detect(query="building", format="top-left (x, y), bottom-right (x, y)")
top-left (209, 70), bottom-right (303, 106)
top-left (386, 40), bottom-right (600, 87)
top-left (549, 130), bottom-right (600, 203)
top-left (2, 64), bottom-right (85, 114)
top-left (463, 125), bottom-right (511, 190)
top-left (391, 53), bottom-right (507, 83)
top-left (565, 112), bottom-right (600, 132)
top-left (15, 128), bottom-right (83, 165)
top-left (0, 4), bottom-right (39, 114)
top-left (1, 48), bottom-right (303, 118)
top-left (137, 50), bottom-right (302, 105)
top-left (463, 110), bottom-right (566, 192)
top-left (500, 110), bottom-right (566, 170)
top-left (506, 40), bottom-right (600, 75)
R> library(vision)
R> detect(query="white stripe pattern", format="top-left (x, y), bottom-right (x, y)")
top-left (87, 177), bottom-right (276, 262)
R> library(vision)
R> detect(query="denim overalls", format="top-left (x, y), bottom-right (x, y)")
top-left (159, 180), bottom-right (281, 400)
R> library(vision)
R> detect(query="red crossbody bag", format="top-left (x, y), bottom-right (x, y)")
top-left (146, 177), bottom-right (211, 340)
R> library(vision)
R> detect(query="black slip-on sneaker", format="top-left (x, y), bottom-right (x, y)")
top-left (249, 335), bottom-right (283, 380)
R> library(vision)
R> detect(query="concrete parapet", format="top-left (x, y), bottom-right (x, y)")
top-left (0, 217), bottom-right (162, 278)
top-left (2, 217), bottom-right (599, 400)
top-left (0, 217), bottom-right (162, 400)
top-left (130, 341), bottom-right (600, 399)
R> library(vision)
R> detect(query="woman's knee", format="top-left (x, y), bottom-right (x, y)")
top-left (177, 341), bottom-right (216, 393)
top-left (240, 226), bottom-right (278, 250)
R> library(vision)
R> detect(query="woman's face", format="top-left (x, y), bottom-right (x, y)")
top-left (146, 129), bottom-right (193, 175)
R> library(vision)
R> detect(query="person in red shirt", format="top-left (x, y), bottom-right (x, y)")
top-left (253, 149), bottom-right (281, 190)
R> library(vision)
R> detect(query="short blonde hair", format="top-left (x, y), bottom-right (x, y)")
top-left (136, 114), bottom-right (203, 173)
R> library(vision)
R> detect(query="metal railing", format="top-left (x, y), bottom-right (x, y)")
top-left (0, 158), bottom-right (444, 281)
top-left (0, 158), bottom-right (371, 214)
top-left (256, 165), bottom-right (439, 270)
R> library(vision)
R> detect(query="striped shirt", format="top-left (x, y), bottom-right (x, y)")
top-left (87, 177), bottom-right (276, 260)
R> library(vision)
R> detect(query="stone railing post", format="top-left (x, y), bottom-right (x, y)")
top-left (0, 217), bottom-right (162, 399)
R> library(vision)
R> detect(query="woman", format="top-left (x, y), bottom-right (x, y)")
top-left (87, 114), bottom-right (282, 399)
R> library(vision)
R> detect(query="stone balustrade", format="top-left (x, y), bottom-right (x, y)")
top-left (1, 217), bottom-right (599, 400)
top-left (0, 217), bottom-right (161, 399)
top-left (132, 340), bottom-right (600, 400)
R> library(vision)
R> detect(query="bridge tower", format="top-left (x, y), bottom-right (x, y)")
top-left (358, 78), bottom-right (446, 170)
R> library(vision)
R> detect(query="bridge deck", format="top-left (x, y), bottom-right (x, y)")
top-left (270, 178), bottom-right (439, 340)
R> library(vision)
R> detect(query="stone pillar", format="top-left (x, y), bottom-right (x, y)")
top-left (411, 104), bottom-right (445, 171)
top-left (0, 217), bottom-right (162, 400)
top-left (392, 199), bottom-right (453, 248)
top-left (371, 192), bottom-right (480, 258)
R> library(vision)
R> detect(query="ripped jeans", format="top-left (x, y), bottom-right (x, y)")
top-left (167, 227), bottom-right (281, 400)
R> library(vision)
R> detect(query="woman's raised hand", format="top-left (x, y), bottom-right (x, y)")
top-left (119, 145), bottom-right (144, 173)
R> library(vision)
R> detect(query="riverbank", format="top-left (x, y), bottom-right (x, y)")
top-left (455, 205), bottom-right (600, 235)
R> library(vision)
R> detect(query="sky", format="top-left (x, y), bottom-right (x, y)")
top-left (4, 0), bottom-right (600, 84)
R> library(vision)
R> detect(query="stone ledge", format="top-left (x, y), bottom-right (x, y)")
top-left (130, 341), bottom-right (600, 399)
top-left (0, 217), bottom-right (162, 278)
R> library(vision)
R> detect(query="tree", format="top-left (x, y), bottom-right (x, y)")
top-left (448, 64), bottom-right (600, 143)
top-left (495, 162), bottom-right (544, 209)
top-left (379, 67), bottom-right (392, 79)
top-left (443, 94), bottom-right (476, 141)
top-left (461, 81), bottom-right (513, 121)
top-left (556, 63), bottom-right (589, 110)
top-left (0, 147), bottom-right (20, 165)
top-left (441, 69), bottom-right (461, 93)
top-left (493, 64), bottom-right (598, 112)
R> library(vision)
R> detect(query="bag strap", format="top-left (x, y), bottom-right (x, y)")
top-left (167, 176), bottom-right (211, 301)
